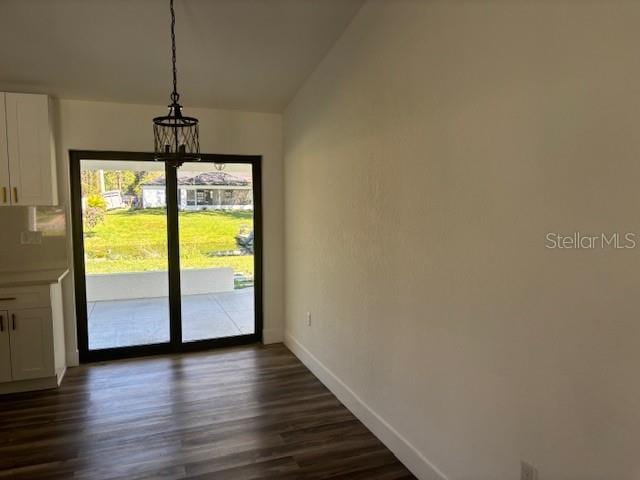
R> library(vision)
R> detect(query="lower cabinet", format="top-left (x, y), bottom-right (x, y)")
top-left (0, 283), bottom-right (65, 394)
top-left (8, 308), bottom-right (54, 381)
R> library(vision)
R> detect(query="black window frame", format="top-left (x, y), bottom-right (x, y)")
top-left (69, 150), bottom-right (263, 363)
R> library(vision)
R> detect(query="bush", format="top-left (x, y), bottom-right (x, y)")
top-left (87, 194), bottom-right (107, 209)
top-left (84, 207), bottom-right (105, 232)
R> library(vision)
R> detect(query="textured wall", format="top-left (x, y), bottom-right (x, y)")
top-left (284, 1), bottom-right (640, 479)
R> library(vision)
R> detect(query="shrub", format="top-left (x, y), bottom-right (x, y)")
top-left (84, 207), bottom-right (105, 232)
top-left (87, 194), bottom-right (107, 210)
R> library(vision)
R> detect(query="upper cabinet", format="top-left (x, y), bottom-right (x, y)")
top-left (0, 93), bottom-right (57, 206)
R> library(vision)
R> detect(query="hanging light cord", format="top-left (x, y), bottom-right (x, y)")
top-left (170, 0), bottom-right (179, 103)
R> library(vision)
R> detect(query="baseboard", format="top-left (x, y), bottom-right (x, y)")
top-left (0, 375), bottom-right (60, 395)
top-left (66, 349), bottom-right (79, 367)
top-left (285, 332), bottom-right (448, 480)
top-left (262, 328), bottom-right (284, 344)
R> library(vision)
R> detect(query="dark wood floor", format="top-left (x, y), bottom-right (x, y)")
top-left (0, 344), bottom-right (415, 479)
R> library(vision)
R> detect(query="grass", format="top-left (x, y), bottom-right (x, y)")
top-left (84, 208), bottom-right (254, 276)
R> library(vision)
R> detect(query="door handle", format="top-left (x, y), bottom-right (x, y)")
top-left (13, 187), bottom-right (18, 203)
top-left (2, 187), bottom-right (5, 203)
top-left (11, 313), bottom-right (16, 330)
top-left (0, 297), bottom-right (16, 301)
top-left (0, 315), bottom-right (3, 332)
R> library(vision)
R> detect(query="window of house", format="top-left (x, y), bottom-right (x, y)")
top-left (186, 190), bottom-right (196, 206)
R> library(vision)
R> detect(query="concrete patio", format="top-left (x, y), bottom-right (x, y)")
top-left (87, 287), bottom-right (254, 350)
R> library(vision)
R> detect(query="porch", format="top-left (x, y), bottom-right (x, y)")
top-left (87, 287), bottom-right (254, 350)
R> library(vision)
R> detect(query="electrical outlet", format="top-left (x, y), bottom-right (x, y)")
top-left (521, 461), bottom-right (538, 480)
top-left (306, 312), bottom-right (312, 327)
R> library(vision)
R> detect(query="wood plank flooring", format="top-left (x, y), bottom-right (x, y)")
top-left (0, 344), bottom-right (415, 479)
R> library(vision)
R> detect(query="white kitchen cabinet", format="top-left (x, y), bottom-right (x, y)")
top-left (0, 311), bottom-right (11, 383)
top-left (0, 270), bottom-right (68, 395)
top-left (0, 92), bottom-right (58, 206)
top-left (8, 308), bottom-right (54, 381)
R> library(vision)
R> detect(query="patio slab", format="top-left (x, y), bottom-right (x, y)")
top-left (88, 287), bottom-right (254, 350)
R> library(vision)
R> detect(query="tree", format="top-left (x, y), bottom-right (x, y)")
top-left (81, 170), bottom-right (100, 195)
top-left (103, 170), bottom-right (136, 193)
top-left (132, 171), bottom-right (164, 197)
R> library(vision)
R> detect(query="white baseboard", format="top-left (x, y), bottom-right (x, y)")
top-left (66, 349), bottom-right (79, 367)
top-left (0, 375), bottom-right (60, 395)
top-left (262, 328), bottom-right (284, 344)
top-left (285, 332), bottom-right (448, 480)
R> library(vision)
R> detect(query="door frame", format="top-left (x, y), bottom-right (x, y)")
top-left (69, 150), bottom-right (263, 363)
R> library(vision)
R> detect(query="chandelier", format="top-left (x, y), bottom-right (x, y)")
top-left (153, 0), bottom-right (200, 161)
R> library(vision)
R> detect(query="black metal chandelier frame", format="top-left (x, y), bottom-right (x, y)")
top-left (153, 0), bottom-right (200, 161)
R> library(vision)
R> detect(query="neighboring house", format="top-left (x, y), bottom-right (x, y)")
top-left (141, 171), bottom-right (253, 210)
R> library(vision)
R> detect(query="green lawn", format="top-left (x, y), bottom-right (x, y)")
top-left (84, 208), bottom-right (254, 276)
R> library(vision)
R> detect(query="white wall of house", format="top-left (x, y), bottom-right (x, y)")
top-left (142, 185), bottom-right (253, 210)
top-left (284, 1), bottom-right (640, 479)
top-left (86, 268), bottom-right (234, 302)
top-left (56, 99), bottom-right (284, 366)
top-left (141, 186), bottom-right (166, 208)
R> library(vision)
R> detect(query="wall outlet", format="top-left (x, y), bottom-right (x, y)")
top-left (521, 461), bottom-right (538, 480)
top-left (306, 312), bottom-right (312, 327)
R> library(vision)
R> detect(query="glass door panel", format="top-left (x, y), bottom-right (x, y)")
top-left (80, 159), bottom-right (170, 350)
top-left (177, 162), bottom-right (256, 342)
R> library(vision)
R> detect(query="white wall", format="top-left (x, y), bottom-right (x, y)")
top-left (56, 99), bottom-right (284, 364)
top-left (85, 268), bottom-right (235, 302)
top-left (0, 206), bottom-right (67, 272)
top-left (284, 1), bottom-right (640, 479)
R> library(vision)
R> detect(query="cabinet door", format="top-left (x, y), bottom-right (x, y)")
top-left (0, 310), bottom-right (10, 383)
top-left (5, 93), bottom-right (57, 206)
top-left (0, 94), bottom-right (10, 206)
top-left (8, 308), bottom-right (54, 381)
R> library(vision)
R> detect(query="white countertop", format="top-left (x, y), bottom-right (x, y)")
top-left (0, 268), bottom-right (69, 288)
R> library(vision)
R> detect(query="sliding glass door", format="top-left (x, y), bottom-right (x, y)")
top-left (80, 159), bottom-right (170, 351)
top-left (70, 151), bottom-right (262, 362)
top-left (177, 162), bottom-right (256, 342)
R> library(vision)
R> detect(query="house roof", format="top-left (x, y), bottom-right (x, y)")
top-left (143, 171), bottom-right (249, 187)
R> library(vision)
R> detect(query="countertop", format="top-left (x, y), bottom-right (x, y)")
top-left (0, 268), bottom-right (69, 288)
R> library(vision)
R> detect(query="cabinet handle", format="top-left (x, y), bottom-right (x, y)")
top-left (2, 187), bottom-right (5, 204)
top-left (0, 315), bottom-right (3, 332)
top-left (13, 187), bottom-right (18, 203)
top-left (11, 314), bottom-right (16, 330)
top-left (0, 297), bottom-right (16, 301)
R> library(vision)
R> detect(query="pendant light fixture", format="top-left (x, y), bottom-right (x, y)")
top-left (153, 0), bottom-right (200, 161)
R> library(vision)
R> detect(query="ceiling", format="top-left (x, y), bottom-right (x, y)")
top-left (0, 0), bottom-right (363, 113)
